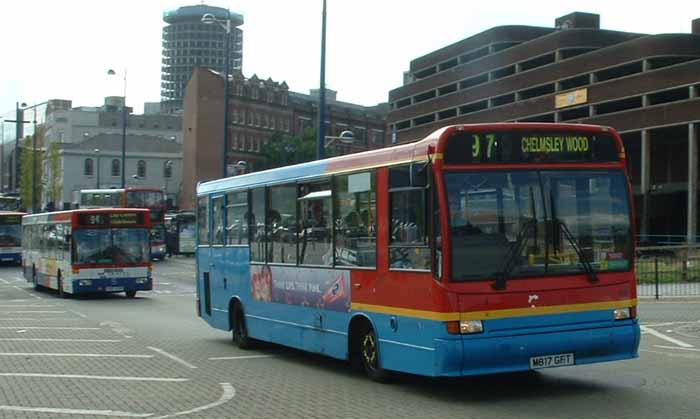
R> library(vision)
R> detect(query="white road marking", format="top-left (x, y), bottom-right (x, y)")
top-left (0, 318), bottom-right (83, 322)
top-left (0, 352), bottom-right (154, 358)
top-left (0, 372), bottom-right (188, 382)
top-left (653, 345), bottom-right (700, 352)
top-left (0, 304), bottom-right (56, 308)
top-left (70, 310), bottom-right (88, 318)
top-left (147, 346), bottom-right (197, 369)
top-left (151, 382), bottom-right (235, 419)
top-left (0, 326), bottom-right (100, 330)
top-left (0, 338), bottom-right (121, 342)
top-left (208, 355), bottom-right (274, 360)
top-left (640, 325), bottom-right (694, 348)
top-left (12, 286), bottom-right (43, 299)
top-left (0, 311), bottom-right (65, 314)
top-left (642, 321), bottom-right (700, 327)
top-left (0, 405), bottom-right (152, 417)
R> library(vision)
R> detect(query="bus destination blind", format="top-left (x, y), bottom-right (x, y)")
top-left (444, 131), bottom-right (620, 164)
top-left (78, 212), bottom-right (144, 226)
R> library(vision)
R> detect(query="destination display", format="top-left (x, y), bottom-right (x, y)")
top-left (78, 212), bottom-right (145, 227)
top-left (0, 215), bottom-right (22, 224)
top-left (443, 131), bottom-right (620, 164)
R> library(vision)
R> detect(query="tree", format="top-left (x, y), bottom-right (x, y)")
top-left (46, 143), bottom-right (62, 208)
top-left (19, 127), bottom-right (45, 212)
top-left (259, 129), bottom-right (317, 170)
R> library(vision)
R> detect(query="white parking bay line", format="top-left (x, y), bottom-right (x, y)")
top-left (0, 311), bottom-right (66, 314)
top-left (653, 345), bottom-right (700, 352)
top-left (0, 353), bottom-right (154, 358)
top-left (640, 325), bottom-right (694, 348)
top-left (208, 355), bottom-right (274, 360)
top-left (0, 326), bottom-right (101, 330)
top-left (0, 405), bottom-right (152, 417)
top-left (0, 373), bottom-right (188, 382)
top-left (152, 382), bottom-right (234, 419)
top-left (147, 346), bottom-right (197, 369)
top-left (0, 338), bottom-right (121, 342)
top-left (0, 305), bottom-right (56, 308)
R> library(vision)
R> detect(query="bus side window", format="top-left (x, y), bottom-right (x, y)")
top-left (197, 196), bottom-right (210, 246)
top-left (334, 171), bottom-right (376, 268)
top-left (389, 165), bottom-right (430, 271)
top-left (268, 184), bottom-right (297, 264)
top-left (250, 188), bottom-right (266, 262)
top-left (298, 180), bottom-right (332, 266)
top-left (225, 191), bottom-right (248, 245)
top-left (211, 196), bottom-right (224, 245)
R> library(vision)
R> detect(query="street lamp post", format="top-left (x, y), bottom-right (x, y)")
top-left (202, 11), bottom-right (232, 178)
top-left (94, 148), bottom-right (101, 188)
top-left (324, 130), bottom-right (355, 157)
top-left (317, 0), bottom-right (328, 160)
top-left (108, 69), bottom-right (127, 188)
top-left (31, 108), bottom-right (37, 213)
top-left (164, 160), bottom-right (173, 208)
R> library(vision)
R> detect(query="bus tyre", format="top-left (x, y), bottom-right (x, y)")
top-left (231, 303), bottom-right (253, 349)
top-left (125, 290), bottom-right (137, 298)
top-left (359, 325), bottom-right (391, 382)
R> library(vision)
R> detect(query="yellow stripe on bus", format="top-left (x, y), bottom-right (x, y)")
top-left (350, 299), bottom-right (637, 322)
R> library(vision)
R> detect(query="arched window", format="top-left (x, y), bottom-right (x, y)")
top-left (111, 159), bottom-right (120, 177)
top-left (137, 160), bottom-right (146, 178)
top-left (84, 159), bottom-right (94, 176)
top-left (163, 161), bottom-right (172, 178)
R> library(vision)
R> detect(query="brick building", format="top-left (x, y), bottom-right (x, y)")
top-left (387, 12), bottom-right (700, 242)
top-left (180, 67), bottom-right (388, 210)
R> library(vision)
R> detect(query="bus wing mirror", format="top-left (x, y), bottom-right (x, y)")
top-left (410, 161), bottom-right (429, 187)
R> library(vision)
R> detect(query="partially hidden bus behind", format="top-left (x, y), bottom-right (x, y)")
top-left (0, 212), bottom-right (26, 265)
top-left (79, 188), bottom-right (167, 259)
top-left (23, 208), bottom-right (153, 298)
top-left (196, 123), bottom-right (639, 380)
top-left (165, 212), bottom-right (196, 255)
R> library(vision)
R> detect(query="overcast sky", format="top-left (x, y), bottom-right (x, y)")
top-left (1, 0), bottom-right (699, 122)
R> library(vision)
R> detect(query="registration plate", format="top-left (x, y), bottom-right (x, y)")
top-left (529, 353), bottom-right (575, 369)
top-left (105, 286), bottom-right (124, 292)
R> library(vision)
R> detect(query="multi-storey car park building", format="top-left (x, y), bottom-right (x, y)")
top-left (387, 12), bottom-right (700, 242)
top-left (161, 4), bottom-right (244, 112)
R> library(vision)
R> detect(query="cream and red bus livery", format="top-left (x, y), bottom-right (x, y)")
top-left (196, 123), bottom-right (639, 380)
top-left (23, 208), bottom-right (153, 298)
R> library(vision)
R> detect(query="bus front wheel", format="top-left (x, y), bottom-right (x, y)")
top-left (359, 325), bottom-right (391, 382)
top-left (125, 290), bottom-right (137, 298)
top-left (231, 302), bottom-right (253, 349)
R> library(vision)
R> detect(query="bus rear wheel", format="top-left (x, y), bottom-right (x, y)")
top-left (231, 302), bottom-right (253, 349)
top-left (125, 290), bottom-right (137, 298)
top-left (359, 325), bottom-right (391, 382)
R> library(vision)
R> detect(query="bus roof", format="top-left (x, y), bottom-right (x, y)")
top-left (197, 123), bottom-right (617, 196)
top-left (0, 211), bottom-right (27, 216)
top-left (80, 188), bottom-right (164, 194)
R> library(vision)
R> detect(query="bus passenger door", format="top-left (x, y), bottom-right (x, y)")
top-left (196, 196), bottom-right (214, 323)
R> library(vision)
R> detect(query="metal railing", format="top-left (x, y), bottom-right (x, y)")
top-left (636, 244), bottom-right (700, 298)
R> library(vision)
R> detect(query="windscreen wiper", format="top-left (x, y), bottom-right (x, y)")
top-left (493, 218), bottom-right (536, 290)
top-left (554, 218), bottom-right (599, 284)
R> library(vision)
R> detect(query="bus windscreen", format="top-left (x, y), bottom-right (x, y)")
top-left (444, 131), bottom-right (620, 164)
top-left (73, 229), bottom-right (149, 264)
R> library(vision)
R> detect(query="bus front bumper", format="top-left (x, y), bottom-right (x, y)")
top-left (434, 321), bottom-right (640, 377)
top-left (71, 277), bottom-right (153, 294)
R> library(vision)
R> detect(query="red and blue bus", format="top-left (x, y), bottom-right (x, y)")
top-left (0, 212), bottom-right (26, 265)
top-left (79, 188), bottom-right (167, 259)
top-left (23, 208), bottom-right (152, 298)
top-left (196, 123), bottom-right (639, 380)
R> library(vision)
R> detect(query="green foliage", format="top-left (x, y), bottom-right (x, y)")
top-left (19, 131), bottom-right (44, 212)
top-left (47, 143), bottom-right (62, 205)
top-left (259, 129), bottom-right (317, 170)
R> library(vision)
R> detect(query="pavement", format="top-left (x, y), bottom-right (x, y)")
top-left (0, 258), bottom-right (699, 418)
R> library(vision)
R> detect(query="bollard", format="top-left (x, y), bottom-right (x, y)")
top-left (655, 257), bottom-right (659, 300)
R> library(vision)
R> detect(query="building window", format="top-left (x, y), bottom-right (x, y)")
top-left (111, 159), bottom-right (120, 177)
top-left (84, 159), bottom-right (94, 176)
top-left (164, 161), bottom-right (173, 178)
top-left (137, 160), bottom-right (147, 178)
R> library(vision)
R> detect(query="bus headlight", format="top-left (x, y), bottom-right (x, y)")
top-left (79, 280), bottom-right (92, 286)
top-left (446, 320), bottom-right (484, 334)
top-left (135, 278), bottom-right (148, 284)
top-left (614, 307), bottom-right (636, 320)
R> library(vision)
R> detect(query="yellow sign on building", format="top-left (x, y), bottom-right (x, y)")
top-left (555, 88), bottom-right (588, 109)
